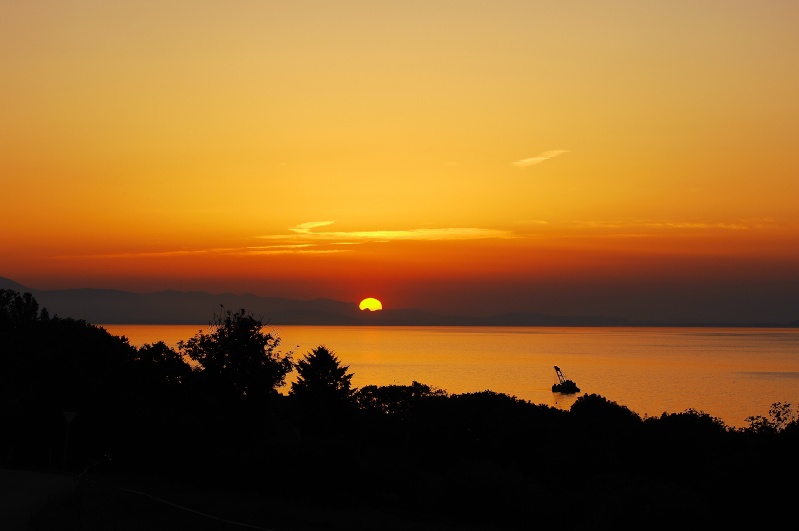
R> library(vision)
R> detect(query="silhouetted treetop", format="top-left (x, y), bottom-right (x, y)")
top-left (134, 341), bottom-right (193, 388)
top-left (569, 393), bottom-right (642, 438)
top-left (356, 381), bottom-right (447, 419)
top-left (178, 307), bottom-right (293, 400)
top-left (290, 345), bottom-right (354, 402)
top-left (288, 345), bottom-right (359, 439)
top-left (1, 289), bottom-right (49, 330)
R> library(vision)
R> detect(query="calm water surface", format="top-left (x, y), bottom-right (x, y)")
top-left (102, 324), bottom-right (799, 429)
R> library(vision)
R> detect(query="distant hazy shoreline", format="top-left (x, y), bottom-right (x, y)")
top-left (3, 277), bottom-right (797, 328)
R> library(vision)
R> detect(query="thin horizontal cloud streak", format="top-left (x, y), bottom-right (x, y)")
top-left (57, 217), bottom-right (774, 262)
top-left (241, 248), bottom-right (346, 256)
top-left (55, 244), bottom-right (350, 260)
top-left (270, 223), bottom-right (515, 243)
top-left (512, 150), bottom-right (568, 167)
top-left (579, 219), bottom-right (778, 231)
top-left (291, 221), bottom-right (336, 233)
top-left (53, 224), bottom-right (515, 261)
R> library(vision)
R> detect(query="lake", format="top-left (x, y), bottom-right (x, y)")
top-left (100, 324), bottom-right (799, 429)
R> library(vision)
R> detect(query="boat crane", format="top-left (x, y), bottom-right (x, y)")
top-left (552, 366), bottom-right (580, 394)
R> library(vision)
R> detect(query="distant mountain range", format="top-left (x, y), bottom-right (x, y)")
top-left (2, 277), bottom-right (797, 327)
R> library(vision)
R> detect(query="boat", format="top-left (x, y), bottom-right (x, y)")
top-left (552, 365), bottom-right (580, 393)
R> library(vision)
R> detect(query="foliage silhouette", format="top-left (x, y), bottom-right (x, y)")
top-left (291, 345), bottom-right (355, 402)
top-left (178, 307), bottom-right (293, 402)
top-left (744, 401), bottom-right (795, 434)
top-left (1, 297), bottom-right (138, 470)
top-left (356, 381), bottom-right (447, 419)
top-left (4, 291), bottom-right (799, 528)
top-left (1, 288), bottom-right (48, 330)
top-left (289, 345), bottom-right (356, 436)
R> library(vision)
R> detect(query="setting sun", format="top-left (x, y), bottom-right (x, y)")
top-left (359, 298), bottom-right (383, 311)
top-left (2, 3), bottom-right (799, 325)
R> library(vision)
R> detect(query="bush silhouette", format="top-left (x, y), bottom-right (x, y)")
top-left (4, 291), bottom-right (799, 528)
top-left (290, 345), bottom-right (356, 437)
top-left (179, 307), bottom-right (293, 402)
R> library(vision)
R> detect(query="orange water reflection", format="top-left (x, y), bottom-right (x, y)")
top-left (101, 325), bottom-right (799, 429)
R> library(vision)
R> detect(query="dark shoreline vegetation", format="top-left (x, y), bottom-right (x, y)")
top-left (2, 289), bottom-right (798, 529)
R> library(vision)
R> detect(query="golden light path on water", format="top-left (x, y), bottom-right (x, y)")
top-left (101, 324), bottom-right (799, 429)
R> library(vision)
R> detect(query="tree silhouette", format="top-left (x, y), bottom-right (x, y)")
top-left (134, 341), bottom-right (193, 388)
top-left (1, 292), bottom-right (139, 470)
top-left (291, 345), bottom-right (354, 400)
top-left (178, 307), bottom-right (293, 402)
top-left (290, 345), bottom-right (355, 435)
top-left (744, 401), bottom-right (795, 434)
top-left (6, 291), bottom-right (799, 528)
top-left (356, 381), bottom-right (446, 420)
top-left (1, 289), bottom-right (48, 330)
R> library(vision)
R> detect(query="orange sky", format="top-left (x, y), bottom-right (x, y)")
top-left (2, 1), bottom-right (799, 323)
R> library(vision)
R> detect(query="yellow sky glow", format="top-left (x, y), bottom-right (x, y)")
top-left (2, 1), bottom-right (799, 322)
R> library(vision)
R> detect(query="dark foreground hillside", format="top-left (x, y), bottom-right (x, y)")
top-left (2, 289), bottom-right (798, 530)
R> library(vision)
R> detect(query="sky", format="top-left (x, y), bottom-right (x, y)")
top-left (2, 1), bottom-right (799, 324)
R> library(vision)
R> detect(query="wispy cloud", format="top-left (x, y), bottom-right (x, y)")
top-left (57, 223), bottom-right (515, 261)
top-left (57, 217), bottom-right (777, 262)
top-left (57, 244), bottom-right (349, 260)
top-left (640, 221), bottom-right (752, 231)
top-left (550, 219), bottom-right (780, 239)
top-left (512, 150), bottom-right (568, 168)
top-left (583, 219), bottom-right (774, 231)
top-left (518, 219), bottom-right (550, 226)
top-left (241, 245), bottom-right (346, 255)
top-left (274, 223), bottom-right (514, 243)
top-left (291, 221), bottom-right (336, 233)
